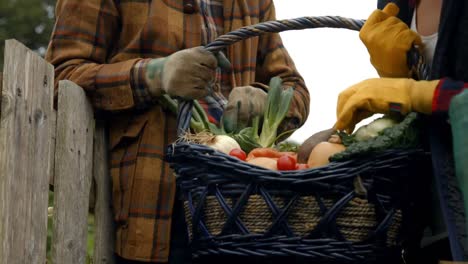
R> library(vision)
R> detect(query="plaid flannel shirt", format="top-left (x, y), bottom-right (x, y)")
top-left (46, 0), bottom-right (310, 262)
top-left (433, 78), bottom-right (468, 114)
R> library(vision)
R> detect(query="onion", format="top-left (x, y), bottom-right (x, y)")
top-left (205, 135), bottom-right (241, 154)
top-left (182, 131), bottom-right (241, 154)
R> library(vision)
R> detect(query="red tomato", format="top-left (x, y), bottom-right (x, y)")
top-left (296, 163), bottom-right (309, 170)
top-left (277, 155), bottom-right (297, 171)
top-left (229, 148), bottom-right (247, 161)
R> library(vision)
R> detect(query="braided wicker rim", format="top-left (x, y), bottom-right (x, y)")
top-left (205, 16), bottom-right (364, 52)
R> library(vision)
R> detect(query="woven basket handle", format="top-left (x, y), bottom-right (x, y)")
top-left (176, 16), bottom-right (429, 136)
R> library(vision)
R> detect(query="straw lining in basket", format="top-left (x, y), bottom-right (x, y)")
top-left (184, 195), bottom-right (401, 246)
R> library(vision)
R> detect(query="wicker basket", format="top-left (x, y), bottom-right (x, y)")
top-left (167, 143), bottom-right (430, 262)
top-left (165, 16), bottom-right (431, 263)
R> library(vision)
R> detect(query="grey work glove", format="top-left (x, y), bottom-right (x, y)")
top-left (223, 85), bottom-right (268, 133)
top-left (145, 46), bottom-right (230, 100)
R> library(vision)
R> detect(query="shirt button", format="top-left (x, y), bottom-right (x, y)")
top-left (183, 2), bottom-right (196, 14)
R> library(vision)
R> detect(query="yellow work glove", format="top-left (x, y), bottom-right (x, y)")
top-left (335, 78), bottom-right (439, 132)
top-left (360, 3), bottom-right (423, 78)
top-left (145, 47), bottom-right (230, 100)
top-left (222, 85), bottom-right (268, 133)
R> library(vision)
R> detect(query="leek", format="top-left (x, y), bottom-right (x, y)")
top-left (257, 77), bottom-right (294, 148)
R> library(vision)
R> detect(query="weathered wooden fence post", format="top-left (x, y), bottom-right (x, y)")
top-left (0, 72), bottom-right (2, 109)
top-left (0, 39), bottom-right (117, 263)
top-left (52, 80), bottom-right (95, 263)
top-left (93, 120), bottom-right (116, 264)
top-left (0, 39), bottom-right (55, 263)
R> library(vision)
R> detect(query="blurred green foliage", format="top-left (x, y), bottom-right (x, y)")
top-left (0, 0), bottom-right (55, 70)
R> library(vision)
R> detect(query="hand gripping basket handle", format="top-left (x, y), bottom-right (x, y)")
top-left (176, 16), bottom-right (429, 136)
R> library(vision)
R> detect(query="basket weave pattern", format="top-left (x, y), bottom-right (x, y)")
top-left (184, 196), bottom-right (400, 244)
top-left (166, 143), bottom-right (429, 262)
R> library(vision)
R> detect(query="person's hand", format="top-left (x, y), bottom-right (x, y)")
top-left (223, 86), bottom-right (268, 132)
top-left (144, 47), bottom-right (230, 99)
top-left (360, 3), bottom-right (423, 78)
top-left (335, 78), bottom-right (439, 132)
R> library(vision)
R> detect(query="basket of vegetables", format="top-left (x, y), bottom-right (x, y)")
top-left (164, 16), bottom-right (432, 263)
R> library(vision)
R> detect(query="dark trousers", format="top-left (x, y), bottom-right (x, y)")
top-left (414, 238), bottom-right (452, 264)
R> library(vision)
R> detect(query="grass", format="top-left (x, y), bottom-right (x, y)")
top-left (46, 191), bottom-right (95, 263)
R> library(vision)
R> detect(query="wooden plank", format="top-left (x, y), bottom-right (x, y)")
top-left (0, 72), bottom-right (3, 114)
top-left (93, 120), bottom-right (116, 264)
top-left (0, 39), bottom-right (54, 263)
top-left (52, 80), bottom-right (95, 263)
top-left (49, 110), bottom-right (56, 187)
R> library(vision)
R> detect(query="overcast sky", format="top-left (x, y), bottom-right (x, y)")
top-left (273, 1), bottom-right (379, 143)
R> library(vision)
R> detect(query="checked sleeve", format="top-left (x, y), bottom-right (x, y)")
top-left (46, 0), bottom-right (153, 111)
